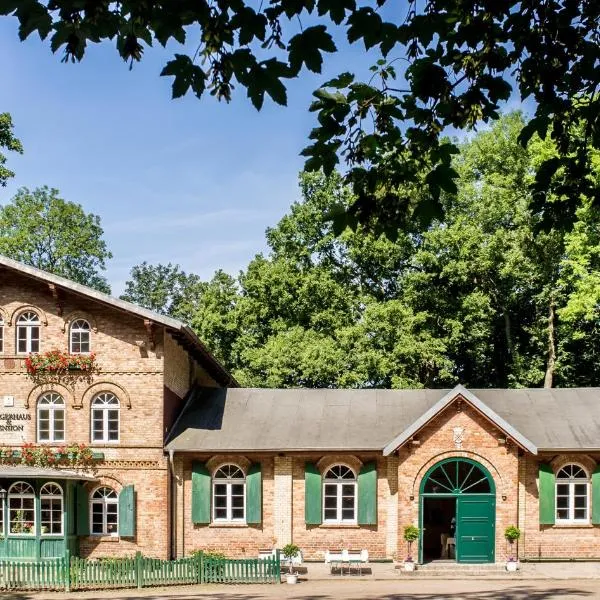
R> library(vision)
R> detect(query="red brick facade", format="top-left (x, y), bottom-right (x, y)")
top-left (0, 269), bottom-right (218, 559)
top-left (176, 401), bottom-right (600, 562)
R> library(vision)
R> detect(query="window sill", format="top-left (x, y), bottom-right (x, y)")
top-left (553, 523), bottom-right (595, 529)
top-left (318, 524), bottom-right (360, 529)
top-left (86, 535), bottom-right (120, 542)
top-left (208, 522), bottom-right (248, 528)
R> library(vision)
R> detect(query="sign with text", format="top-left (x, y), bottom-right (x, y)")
top-left (0, 409), bottom-right (31, 444)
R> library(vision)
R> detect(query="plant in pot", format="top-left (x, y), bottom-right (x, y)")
top-left (403, 525), bottom-right (420, 571)
top-left (504, 525), bottom-right (521, 572)
top-left (282, 543), bottom-right (300, 584)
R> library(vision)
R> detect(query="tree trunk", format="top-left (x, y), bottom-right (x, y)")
top-left (544, 300), bottom-right (556, 388)
top-left (502, 307), bottom-right (513, 357)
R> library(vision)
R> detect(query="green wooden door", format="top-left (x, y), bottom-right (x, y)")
top-left (419, 457), bottom-right (496, 564)
top-left (456, 495), bottom-right (495, 563)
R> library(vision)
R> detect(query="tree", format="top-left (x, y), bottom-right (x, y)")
top-left (120, 262), bottom-right (205, 323)
top-left (2, 1), bottom-right (598, 234)
top-left (0, 112), bottom-right (23, 187)
top-left (0, 186), bottom-right (112, 293)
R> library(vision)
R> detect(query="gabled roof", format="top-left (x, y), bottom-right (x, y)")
top-left (0, 255), bottom-right (237, 386)
top-left (382, 384), bottom-right (537, 456)
top-left (166, 386), bottom-right (600, 453)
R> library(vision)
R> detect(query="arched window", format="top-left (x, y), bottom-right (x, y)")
top-left (323, 465), bottom-right (357, 523)
top-left (91, 393), bottom-right (120, 443)
top-left (16, 311), bottom-right (40, 353)
top-left (40, 483), bottom-right (63, 535)
top-left (91, 487), bottom-right (118, 535)
top-left (37, 392), bottom-right (65, 442)
top-left (9, 482), bottom-right (35, 535)
top-left (70, 319), bottom-right (91, 354)
top-left (212, 464), bottom-right (245, 522)
top-left (556, 464), bottom-right (590, 523)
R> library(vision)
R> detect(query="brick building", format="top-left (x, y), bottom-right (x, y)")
top-left (0, 256), bottom-right (233, 560)
top-left (1, 256), bottom-right (599, 564)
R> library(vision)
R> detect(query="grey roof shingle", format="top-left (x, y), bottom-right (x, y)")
top-left (165, 386), bottom-right (600, 453)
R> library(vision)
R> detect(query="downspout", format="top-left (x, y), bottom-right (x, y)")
top-left (169, 449), bottom-right (177, 560)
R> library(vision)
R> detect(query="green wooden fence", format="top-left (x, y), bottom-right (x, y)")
top-left (0, 550), bottom-right (281, 591)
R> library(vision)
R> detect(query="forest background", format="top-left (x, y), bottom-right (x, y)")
top-left (1, 112), bottom-right (599, 390)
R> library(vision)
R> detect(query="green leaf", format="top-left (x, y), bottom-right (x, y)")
top-left (288, 26), bottom-right (336, 74)
top-left (323, 72), bottom-right (354, 89)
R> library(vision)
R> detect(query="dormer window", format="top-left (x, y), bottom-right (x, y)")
top-left (16, 311), bottom-right (40, 353)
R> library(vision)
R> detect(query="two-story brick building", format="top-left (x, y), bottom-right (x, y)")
top-left (1, 256), bottom-right (600, 564)
top-left (0, 255), bottom-right (234, 560)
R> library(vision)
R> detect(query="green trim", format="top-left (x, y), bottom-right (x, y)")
top-left (591, 466), bottom-right (600, 525)
top-left (304, 463), bottom-right (322, 525)
top-left (419, 457), bottom-right (496, 496)
top-left (246, 464), bottom-right (262, 524)
top-left (538, 463), bottom-right (555, 525)
top-left (191, 462), bottom-right (211, 524)
top-left (118, 485), bottom-right (136, 537)
top-left (357, 461), bottom-right (377, 525)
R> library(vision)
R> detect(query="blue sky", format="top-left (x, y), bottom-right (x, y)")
top-left (1, 18), bottom-right (374, 295)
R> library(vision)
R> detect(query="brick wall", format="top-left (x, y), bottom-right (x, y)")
top-left (396, 401), bottom-right (520, 562)
top-left (520, 453), bottom-right (600, 559)
top-left (176, 454), bottom-right (276, 557)
top-left (0, 270), bottom-right (196, 559)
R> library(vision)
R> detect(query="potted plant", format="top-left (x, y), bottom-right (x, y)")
top-left (403, 525), bottom-right (420, 571)
top-left (282, 543), bottom-right (300, 584)
top-left (504, 525), bottom-right (521, 572)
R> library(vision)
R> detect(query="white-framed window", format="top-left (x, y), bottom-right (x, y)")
top-left (91, 487), bottom-right (118, 536)
top-left (16, 311), bottom-right (40, 353)
top-left (212, 464), bottom-right (246, 522)
top-left (556, 464), bottom-right (590, 523)
top-left (8, 482), bottom-right (36, 535)
top-left (91, 393), bottom-right (120, 443)
top-left (323, 465), bottom-right (357, 524)
top-left (70, 319), bottom-right (91, 354)
top-left (0, 316), bottom-right (4, 353)
top-left (37, 392), bottom-right (65, 442)
top-left (40, 482), bottom-right (63, 536)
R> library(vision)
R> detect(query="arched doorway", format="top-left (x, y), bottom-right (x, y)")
top-left (418, 458), bottom-right (496, 563)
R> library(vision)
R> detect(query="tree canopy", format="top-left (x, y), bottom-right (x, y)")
top-left (0, 186), bottom-right (113, 292)
top-left (123, 113), bottom-right (600, 388)
top-left (0, 112), bottom-right (23, 187)
top-left (1, 1), bottom-right (598, 234)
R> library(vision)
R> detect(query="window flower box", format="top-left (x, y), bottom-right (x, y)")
top-left (25, 350), bottom-right (97, 382)
top-left (0, 443), bottom-right (96, 472)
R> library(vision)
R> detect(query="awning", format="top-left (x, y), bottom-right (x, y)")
top-left (0, 465), bottom-right (97, 481)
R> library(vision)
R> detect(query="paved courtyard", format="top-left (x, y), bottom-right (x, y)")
top-left (5, 579), bottom-right (600, 600)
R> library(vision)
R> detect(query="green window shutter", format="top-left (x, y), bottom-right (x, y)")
top-left (75, 484), bottom-right (89, 536)
top-left (192, 461), bottom-right (211, 524)
top-left (358, 461), bottom-right (377, 525)
top-left (305, 462), bottom-right (322, 525)
top-left (592, 466), bottom-right (600, 525)
top-left (539, 463), bottom-right (555, 525)
top-left (246, 463), bottom-right (262, 524)
top-left (118, 485), bottom-right (136, 537)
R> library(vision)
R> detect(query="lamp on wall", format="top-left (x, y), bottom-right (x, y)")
top-left (0, 487), bottom-right (6, 501)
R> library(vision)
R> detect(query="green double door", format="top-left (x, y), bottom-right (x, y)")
top-left (455, 495), bottom-right (495, 563)
top-left (419, 458), bottom-right (496, 563)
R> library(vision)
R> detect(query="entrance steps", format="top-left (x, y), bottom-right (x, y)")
top-left (397, 561), bottom-right (519, 578)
